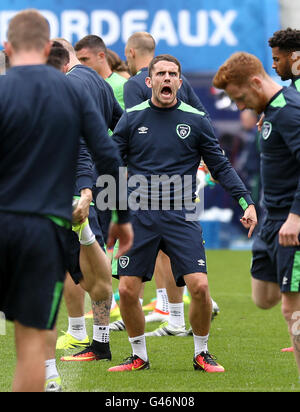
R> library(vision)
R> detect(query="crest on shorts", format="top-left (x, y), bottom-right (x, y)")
top-left (119, 256), bottom-right (130, 269)
top-left (261, 121), bottom-right (272, 140)
top-left (176, 124), bottom-right (191, 139)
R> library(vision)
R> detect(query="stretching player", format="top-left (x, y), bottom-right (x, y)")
top-left (74, 35), bottom-right (128, 318)
top-left (110, 31), bottom-right (219, 336)
top-left (0, 9), bottom-right (132, 392)
top-left (268, 27), bottom-right (300, 353)
top-left (54, 38), bottom-right (122, 354)
top-left (213, 51), bottom-right (300, 381)
top-left (108, 54), bottom-right (257, 373)
top-left (44, 39), bottom-right (124, 391)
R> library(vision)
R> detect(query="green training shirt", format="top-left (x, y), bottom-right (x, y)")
top-left (106, 72), bottom-right (127, 110)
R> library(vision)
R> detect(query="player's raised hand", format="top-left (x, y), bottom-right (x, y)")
top-left (240, 204), bottom-right (258, 238)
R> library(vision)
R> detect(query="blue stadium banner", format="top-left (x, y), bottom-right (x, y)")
top-left (0, 0), bottom-right (279, 73)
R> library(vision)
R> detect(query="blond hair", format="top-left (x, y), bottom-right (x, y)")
top-left (126, 32), bottom-right (156, 56)
top-left (7, 9), bottom-right (50, 51)
top-left (213, 52), bottom-right (266, 89)
top-left (52, 38), bottom-right (76, 56)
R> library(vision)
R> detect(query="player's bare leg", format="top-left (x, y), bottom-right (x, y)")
top-left (281, 292), bottom-right (300, 375)
top-left (60, 242), bottom-right (113, 362)
top-left (184, 272), bottom-right (224, 373)
top-left (251, 278), bottom-right (281, 309)
top-left (108, 276), bottom-right (150, 372)
top-left (13, 322), bottom-right (46, 392)
top-left (184, 273), bottom-right (211, 336)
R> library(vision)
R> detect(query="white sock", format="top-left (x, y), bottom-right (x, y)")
top-left (193, 333), bottom-right (209, 356)
top-left (93, 325), bottom-right (110, 343)
top-left (129, 334), bottom-right (148, 362)
top-left (111, 294), bottom-right (117, 309)
top-left (45, 359), bottom-right (59, 380)
top-left (155, 288), bottom-right (169, 313)
top-left (168, 302), bottom-right (185, 327)
top-left (74, 221), bottom-right (95, 245)
top-left (67, 316), bottom-right (87, 341)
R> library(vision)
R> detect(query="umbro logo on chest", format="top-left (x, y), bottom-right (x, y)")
top-left (138, 126), bottom-right (148, 134)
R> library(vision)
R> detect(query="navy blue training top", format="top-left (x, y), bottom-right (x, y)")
top-left (66, 65), bottom-right (123, 193)
top-left (291, 76), bottom-right (300, 92)
top-left (123, 67), bottom-right (209, 116)
top-left (260, 86), bottom-right (300, 219)
top-left (67, 65), bottom-right (122, 132)
top-left (113, 99), bottom-right (253, 210)
top-left (0, 64), bottom-right (128, 224)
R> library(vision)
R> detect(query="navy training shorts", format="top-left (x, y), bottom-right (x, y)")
top-left (251, 217), bottom-right (300, 292)
top-left (115, 209), bottom-right (207, 287)
top-left (0, 212), bottom-right (69, 330)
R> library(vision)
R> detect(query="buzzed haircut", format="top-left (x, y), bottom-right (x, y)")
top-left (148, 54), bottom-right (182, 78)
top-left (74, 35), bottom-right (107, 55)
top-left (127, 32), bottom-right (156, 56)
top-left (213, 52), bottom-right (266, 89)
top-left (7, 9), bottom-right (50, 52)
top-left (269, 27), bottom-right (300, 51)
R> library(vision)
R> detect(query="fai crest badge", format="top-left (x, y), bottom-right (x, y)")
top-left (119, 256), bottom-right (130, 269)
top-left (176, 124), bottom-right (191, 139)
top-left (261, 121), bottom-right (272, 140)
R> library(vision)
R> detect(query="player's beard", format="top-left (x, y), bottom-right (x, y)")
top-left (278, 61), bottom-right (293, 81)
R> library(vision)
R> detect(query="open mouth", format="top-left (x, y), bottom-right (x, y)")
top-left (161, 86), bottom-right (172, 97)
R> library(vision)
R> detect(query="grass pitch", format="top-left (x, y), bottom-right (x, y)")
top-left (0, 250), bottom-right (299, 392)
